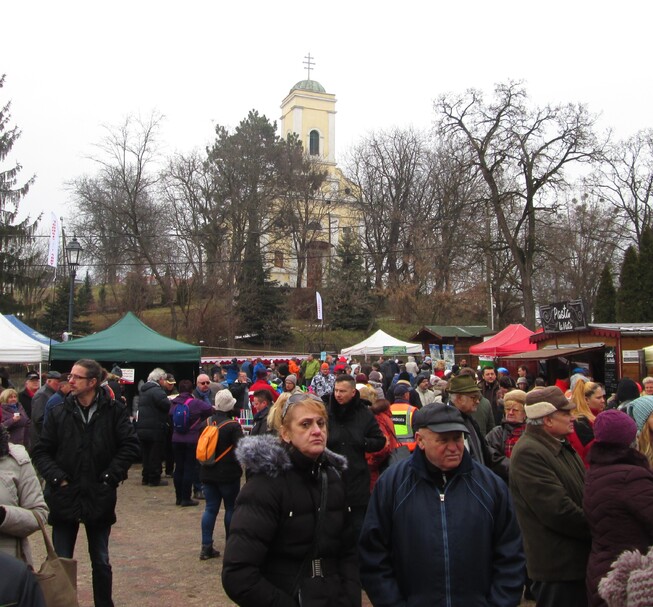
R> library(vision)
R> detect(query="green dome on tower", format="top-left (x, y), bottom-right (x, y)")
top-left (291, 79), bottom-right (326, 94)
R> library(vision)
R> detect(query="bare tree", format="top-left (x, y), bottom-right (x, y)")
top-left (436, 81), bottom-right (604, 328)
top-left (70, 113), bottom-right (182, 336)
top-left (588, 129), bottom-right (653, 248)
top-left (346, 128), bottom-right (434, 288)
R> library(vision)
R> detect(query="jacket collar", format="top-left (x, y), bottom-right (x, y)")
top-left (525, 424), bottom-right (567, 455)
top-left (411, 442), bottom-right (473, 482)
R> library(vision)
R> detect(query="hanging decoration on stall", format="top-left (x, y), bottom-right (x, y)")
top-left (539, 300), bottom-right (587, 333)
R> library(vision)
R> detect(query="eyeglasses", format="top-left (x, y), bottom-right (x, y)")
top-left (68, 374), bottom-right (90, 381)
top-left (281, 393), bottom-right (324, 420)
top-left (198, 381), bottom-right (210, 385)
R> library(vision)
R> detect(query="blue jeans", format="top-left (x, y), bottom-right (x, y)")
top-left (201, 481), bottom-right (240, 545)
top-left (53, 521), bottom-right (113, 607)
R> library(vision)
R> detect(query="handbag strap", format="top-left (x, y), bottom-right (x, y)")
top-left (291, 467), bottom-right (328, 597)
top-left (33, 511), bottom-right (57, 559)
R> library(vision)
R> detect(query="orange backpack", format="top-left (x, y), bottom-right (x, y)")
top-left (196, 418), bottom-right (239, 466)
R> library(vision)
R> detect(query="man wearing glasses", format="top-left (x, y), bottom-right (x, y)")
top-left (446, 374), bottom-right (492, 466)
top-left (32, 358), bottom-right (139, 607)
top-left (193, 374), bottom-right (213, 404)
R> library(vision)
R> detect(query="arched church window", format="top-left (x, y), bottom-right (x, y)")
top-left (309, 130), bottom-right (320, 156)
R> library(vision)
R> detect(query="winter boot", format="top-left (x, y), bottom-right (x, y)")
top-left (199, 544), bottom-right (221, 560)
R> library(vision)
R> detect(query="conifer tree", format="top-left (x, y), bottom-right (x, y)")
top-left (594, 264), bottom-right (616, 323)
top-left (616, 246), bottom-right (641, 322)
top-left (235, 232), bottom-right (290, 346)
top-left (324, 229), bottom-right (376, 330)
top-left (0, 75), bottom-right (39, 313)
top-left (639, 226), bottom-right (653, 321)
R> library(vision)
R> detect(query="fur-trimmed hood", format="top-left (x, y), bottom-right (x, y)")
top-left (236, 433), bottom-right (347, 477)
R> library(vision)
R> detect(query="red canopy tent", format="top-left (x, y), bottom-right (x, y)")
top-left (469, 324), bottom-right (536, 357)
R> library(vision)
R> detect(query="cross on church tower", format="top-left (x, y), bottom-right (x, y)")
top-left (303, 53), bottom-right (315, 80)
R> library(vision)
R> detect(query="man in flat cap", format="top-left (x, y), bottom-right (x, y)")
top-left (30, 370), bottom-right (61, 448)
top-left (360, 403), bottom-right (525, 606)
top-left (446, 374), bottom-right (492, 466)
top-left (509, 386), bottom-right (591, 607)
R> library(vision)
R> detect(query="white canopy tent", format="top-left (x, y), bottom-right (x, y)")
top-left (340, 329), bottom-right (423, 358)
top-left (0, 313), bottom-right (48, 363)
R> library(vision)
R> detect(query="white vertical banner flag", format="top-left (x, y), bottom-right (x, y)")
top-left (47, 213), bottom-right (61, 267)
top-left (316, 291), bottom-right (323, 321)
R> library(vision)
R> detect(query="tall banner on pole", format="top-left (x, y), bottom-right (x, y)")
top-left (47, 213), bottom-right (60, 268)
top-left (316, 291), bottom-right (323, 321)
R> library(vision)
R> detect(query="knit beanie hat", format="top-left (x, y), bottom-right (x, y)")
top-left (369, 371), bottom-right (382, 383)
top-left (214, 389), bottom-right (236, 412)
top-left (631, 396), bottom-right (653, 432)
top-left (285, 374), bottom-right (297, 386)
top-left (594, 409), bottom-right (637, 445)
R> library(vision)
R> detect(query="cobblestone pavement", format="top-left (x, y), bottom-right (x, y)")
top-left (29, 463), bottom-right (532, 606)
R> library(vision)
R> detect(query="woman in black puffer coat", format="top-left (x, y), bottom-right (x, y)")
top-left (221, 394), bottom-right (361, 607)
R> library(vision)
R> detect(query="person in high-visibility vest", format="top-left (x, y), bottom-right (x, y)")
top-left (390, 384), bottom-right (418, 451)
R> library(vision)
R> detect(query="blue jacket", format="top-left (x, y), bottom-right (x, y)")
top-left (359, 448), bottom-right (525, 607)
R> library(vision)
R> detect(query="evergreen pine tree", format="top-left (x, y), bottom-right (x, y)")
top-left (324, 229), bottom-right (376, 330)
top-left (0, 75), bottom-right (39, 313)
top-left (594, 264), bottom-right (616, 323)
top-left (39, 276), bottom-right (93, 339)
top-left (616, 246), bottom-right (641, 322)
top-left (639, 226), bottom-right (653, 321)
top-left (76, 271), bottom-right (94, 315)
top-left (235, 233), bottom-right (290, 346)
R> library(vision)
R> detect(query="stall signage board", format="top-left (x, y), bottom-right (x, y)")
top-left (604, 347), bottom-right (617, 397)
top-left (383, 346), bottom-right (407, 355)
top-left (539, 300), bottom-right (587, 333)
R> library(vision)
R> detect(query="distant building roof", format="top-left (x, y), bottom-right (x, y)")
top-left (291, 79), bottom-right (326, 94)
top-left (411, 325), bottom-right (495, 340)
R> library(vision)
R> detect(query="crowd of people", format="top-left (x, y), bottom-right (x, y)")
top-left (2, 355), bottom-right (653, 606)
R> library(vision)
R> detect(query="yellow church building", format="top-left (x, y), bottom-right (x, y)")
top-left (267, 67), bottom-right (359, 290)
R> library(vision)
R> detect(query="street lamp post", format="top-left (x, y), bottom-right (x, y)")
top-left (66, 236), bottom-right (83, 335)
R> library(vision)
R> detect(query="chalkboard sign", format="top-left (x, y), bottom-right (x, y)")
top-left (539, 300), bottom-right (587, 333)
top-left (604, 346), bottom-right (618, 398)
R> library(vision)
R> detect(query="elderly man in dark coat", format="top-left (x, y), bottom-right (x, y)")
top-left (135, 368), bottom-right (172, 487)
top-left (509, 386), bottom-right (591, 607)
top-left (360, 403), bottom-right (525, 606)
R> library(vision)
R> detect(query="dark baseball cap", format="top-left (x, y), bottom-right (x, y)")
top-left (25, 371), bottom-right (40, 380)
top-left (46, 370), bottom-right (62, 380)
top-left (412, 403), bottom-right (469, 434)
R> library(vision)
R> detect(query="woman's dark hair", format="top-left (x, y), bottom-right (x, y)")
top-left (178, 379), bottom-right (193, 393)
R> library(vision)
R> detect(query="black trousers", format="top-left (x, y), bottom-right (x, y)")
top-left (140, 438), bottom-right (163, 484)
top-left (530, 579), bottom-right (587, 607)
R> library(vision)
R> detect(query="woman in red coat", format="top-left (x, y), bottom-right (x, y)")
top-left (365, 398), bottom-right (400, 492)
top-left (583, 409), bottom-right (653, 607)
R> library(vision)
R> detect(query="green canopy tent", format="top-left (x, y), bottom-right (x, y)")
top-left (50, 313), bottom-right (201, 399)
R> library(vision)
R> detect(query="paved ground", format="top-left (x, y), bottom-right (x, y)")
top-left (29, 463), bottom-right (533, 606)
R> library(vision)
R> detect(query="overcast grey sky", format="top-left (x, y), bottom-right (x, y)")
top-left (3, 0), bottom-right (651, 230)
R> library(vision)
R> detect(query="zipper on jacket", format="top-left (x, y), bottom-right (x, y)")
top-left (438, 483), bottom-right (452, 607)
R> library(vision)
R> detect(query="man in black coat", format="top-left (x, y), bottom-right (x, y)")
top-left (249, 390), bottom-right (273, 436)
top-left (135, 367), bottom-right (171, 487)
top-left (323, 374), bottom-right (385, 539)
top-left (32, 359), bottom-right (139, 607)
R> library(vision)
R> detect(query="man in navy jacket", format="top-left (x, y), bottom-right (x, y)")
top-left (359, 403), bottom-right (525, 606)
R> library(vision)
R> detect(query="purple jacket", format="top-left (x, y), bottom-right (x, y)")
top-left (169, 393), bottom-right (213, 444)
top-left (1, 402), bottom-right (30, 447)
top-left (583, 443), bottom-right (653, 607)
